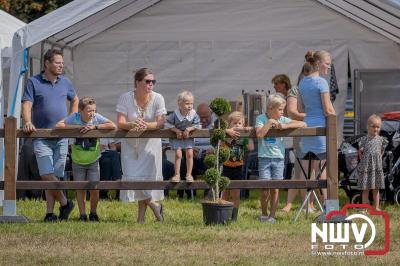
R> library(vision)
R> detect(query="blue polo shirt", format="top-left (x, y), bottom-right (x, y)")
top-left (22, 73), bottom-right (76, 128)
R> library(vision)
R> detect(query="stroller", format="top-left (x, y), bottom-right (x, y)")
top-left (339, 117), bottom-right (400, 205)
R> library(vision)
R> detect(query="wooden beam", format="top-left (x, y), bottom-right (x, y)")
top-left (15, 127), bottom-right (326, 139)
top-left (326, 114), bottom-right (339, 200)
top-left (4, 117), bottom-right (17, 201)
top-left (0, 180), bottom-right (327, 190)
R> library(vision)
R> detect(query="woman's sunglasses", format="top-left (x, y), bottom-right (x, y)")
top-left (144, 79), bottom-right (156, 85)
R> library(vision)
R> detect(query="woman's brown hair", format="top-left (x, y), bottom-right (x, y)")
top-left (134, 68), bottom-right (154, 88)
top-left (271, 74), bottom-right (292, 91)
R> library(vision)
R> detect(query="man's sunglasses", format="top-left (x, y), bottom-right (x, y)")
top-left (144, 79), bottom-right (156, 85)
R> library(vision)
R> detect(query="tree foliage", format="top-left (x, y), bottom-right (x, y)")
top-left (0, 0), bottom-right (73, 22)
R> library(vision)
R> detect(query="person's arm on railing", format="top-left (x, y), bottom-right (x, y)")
top-left (165, 112), bottom-right (182, 138)
top-left (117, 112), bottom-right (133, 130)
top-left (169, 127), bottom-right (183, 139)
top-left (97, 120), bottom-right (116, 130)
top-left (278, 120), bottom-right (307, 130)
top-left (255, 119), bottom-right (277, 138)
top-left (55, 116), bottom-right (116, 133)
top-left (144, 114), bottom-right (165, 130)
top-left (22, 101), bottom-right (36, 133)
top-left (117, 113), bottom-right (165, 131)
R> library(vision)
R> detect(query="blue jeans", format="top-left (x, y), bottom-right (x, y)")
top-left (258, 157), bottom-right (284, 180)
top-left (33, 138), bottom-right (68, 178)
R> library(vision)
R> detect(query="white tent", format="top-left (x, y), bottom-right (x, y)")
top-left (0, 9), bottom-right (25, 207)
top-left (1, 9), bottom-right (25, 111)
top-left (8, 0), bottom-right (400, 129)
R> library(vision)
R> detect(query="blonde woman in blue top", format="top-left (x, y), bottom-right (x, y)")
top-left (298, 50), bottom-right (336, 205)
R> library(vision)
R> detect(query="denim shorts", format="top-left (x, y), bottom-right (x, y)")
top-left (72, 161), bottom-right (100, 181)
top-left (33, 138), bottom-right (68, 178)
top-left (258, 157), bottom-right (284, 180)
top-left (170, 138), bottom-right (194, 150)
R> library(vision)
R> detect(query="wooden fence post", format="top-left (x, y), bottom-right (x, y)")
top-left (325, 114), bottom-right (339, 215)
top-left (0, 117), bottom-right (27, 222)
top-left (326, 114), bottom-right (338, 200)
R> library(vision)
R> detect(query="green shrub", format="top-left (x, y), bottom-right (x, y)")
top-left (214, 119), bottom-right (228, 130)
top-left (218, 176), bottom-right (231, 192)
top-left (210, 129), bottom-right (226, 147)
top-left (204, 154), bottom-right (217, 169)
top-left (204, 97), bottom-right (232, 202)
top-left (209, 98), bottom-right (231, 117)
top-left (204, 168), bottom-right (220, 186)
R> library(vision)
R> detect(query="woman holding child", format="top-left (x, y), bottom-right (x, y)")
top-left (116, 68), bottom-right (166, 223)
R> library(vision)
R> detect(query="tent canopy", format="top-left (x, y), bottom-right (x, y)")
top-left (8, 0), bottom-right (400, 135)
top-left (0, 9), bottom-right (25, 57)
top-left (317, 0), bottom-right (400, 44)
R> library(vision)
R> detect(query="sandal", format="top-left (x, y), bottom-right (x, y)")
top-left (185, 175), bottom-right (194, 183)
top-left (170, 175), bottom-right (181, 183)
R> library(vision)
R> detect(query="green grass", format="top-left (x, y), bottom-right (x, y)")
top-left (0, 190), bottom-right (399, 265)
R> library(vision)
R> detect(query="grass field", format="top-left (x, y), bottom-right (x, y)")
top-left (0, 190), bottom-right (399, 265)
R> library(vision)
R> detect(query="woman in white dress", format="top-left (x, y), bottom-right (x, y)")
top-left (116, 68), bottom-right (166, 223)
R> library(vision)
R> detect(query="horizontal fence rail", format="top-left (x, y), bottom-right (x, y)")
top-left (15, 127), bottom-right (326, 138)
top-left (0, 180), bottom-right (327, 190)
top-left (1, 115), bottom-right (338, 220)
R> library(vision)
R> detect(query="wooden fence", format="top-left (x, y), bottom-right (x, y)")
top-left (0, 115), bottom-right (338, 202)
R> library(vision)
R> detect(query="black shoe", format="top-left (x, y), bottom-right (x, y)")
top-left (59, 200), bottom-right (74, 221)
top-left (79, 214), bottom-right (88, 222)
top-left (89, 212), bottom-right (100, 222)
top-left (231, 207), bottom-right (239, 221)
top-left (44, 213), bottom-right (58, 222)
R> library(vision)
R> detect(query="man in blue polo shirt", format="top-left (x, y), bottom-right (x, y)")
top-left (22, 49), bottom-right (79, 222)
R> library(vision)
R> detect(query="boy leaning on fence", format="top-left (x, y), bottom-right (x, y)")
top-left (55, 96), bottom-right (116, 222)
top-left (255, 94), bottom-right (306, 223)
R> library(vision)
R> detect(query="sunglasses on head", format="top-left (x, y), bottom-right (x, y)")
top-left (144, 79), bottom-right (156, 85)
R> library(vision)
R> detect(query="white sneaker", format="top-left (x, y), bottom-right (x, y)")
top-left (259, 215), bottom-right (270, 222)
top-left (266, 217), bottom-right (276, 224)
top-left (302, 208), bottom-right (315, 213)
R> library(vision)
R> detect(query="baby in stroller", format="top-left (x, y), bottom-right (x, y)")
top-left (339, 114), bottom-right (400, 206)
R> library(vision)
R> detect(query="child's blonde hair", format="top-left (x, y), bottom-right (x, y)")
top-left (177, 90), bottom-right (194, 103)
top-left (367, 114), bottom-right (382, 125)
top-left (228, 111), bottom-right (245, 125)
top-left (267, 94), bottom-right (286, 110)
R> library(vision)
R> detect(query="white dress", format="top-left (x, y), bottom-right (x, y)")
top-left (116, 91), bottom-right (166, 202)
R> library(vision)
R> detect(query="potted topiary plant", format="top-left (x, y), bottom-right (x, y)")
top-left (202, 97), bottom-right (233, 225)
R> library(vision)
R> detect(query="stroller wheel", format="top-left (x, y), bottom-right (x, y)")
top-left (350, 193), bottom-right (362, 204)
top-left (394, 187), bottom-right (400, 206)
